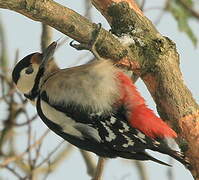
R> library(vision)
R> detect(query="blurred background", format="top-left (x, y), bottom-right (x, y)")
top-left (0, 0), bottom-right (198, 179)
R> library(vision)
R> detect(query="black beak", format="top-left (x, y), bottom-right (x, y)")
top-left (40, 41), bottom-right (57, 69)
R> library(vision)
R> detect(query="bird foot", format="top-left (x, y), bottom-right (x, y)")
top-left (70, 23), bottom-right (102, 59)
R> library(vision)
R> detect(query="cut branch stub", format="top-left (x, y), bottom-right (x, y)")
top-left (91, 0), bottom-right (143, 21)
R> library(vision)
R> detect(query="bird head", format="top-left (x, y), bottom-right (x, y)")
top-left (12, 41), bottom-right (57, 100)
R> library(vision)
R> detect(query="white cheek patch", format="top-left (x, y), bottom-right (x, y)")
top-left (17, 75), bottom-right (35, 94)
top-left (17, 66), bottom-right (38, 94)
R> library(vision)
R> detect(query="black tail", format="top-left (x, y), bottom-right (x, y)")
top-left (150, 146), bottom-right (191, 170)
top-left (141, 150), bottom-right (191, 169)
top-left (118, 151), bottom-right (171, 166)
top-left (165, 150), bottom-right (191, 170)
top-left (147, 138), bottom-right (191, 170)
top-left (143, 152), bottom-right (171, 167)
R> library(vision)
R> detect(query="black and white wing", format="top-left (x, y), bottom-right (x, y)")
top-left (37, 91), bottom-right (190, 168)
top-left (36, 91), bottom-right (117, 157)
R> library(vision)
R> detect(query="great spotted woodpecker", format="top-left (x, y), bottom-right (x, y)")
top-left (12, 38), bottom-right (190, 169)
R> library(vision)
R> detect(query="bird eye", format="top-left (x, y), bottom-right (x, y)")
top-left (25, 66), bottom-right (34, 74)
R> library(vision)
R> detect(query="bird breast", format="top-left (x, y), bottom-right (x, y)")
top-left (41, 60), bottom-right (121, 112)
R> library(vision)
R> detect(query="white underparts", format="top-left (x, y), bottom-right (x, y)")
top-left (41, 60), bottom-right (120, 113)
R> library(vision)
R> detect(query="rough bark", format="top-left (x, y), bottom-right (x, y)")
top-left (90, 1), bottom-right (199, 179)
top-left (0, 0), bottom-right (198, 179)
top-left (0, 0), bottom-right (139, 69)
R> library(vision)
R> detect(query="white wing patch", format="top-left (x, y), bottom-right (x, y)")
top-left (110, 117), bottom-right (116, 124)
top-left (101, 122), bottom-right (116, 142)
top-left (41, 100), bottom-right (101, 142)
top-left (122, 134), bottom-right (135, 147)
top-left (17, 64), bottom-right (39, 94)
top-left (137, 131), bottom-right (145, 139)
top-left (121, 122), bottom-right (130, 132)
top-left (134, 130), bottom-right (146, 144)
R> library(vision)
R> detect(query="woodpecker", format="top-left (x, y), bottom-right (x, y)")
top-left (12, 40), bottom-right (190, 169)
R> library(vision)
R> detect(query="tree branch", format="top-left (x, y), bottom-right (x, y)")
top-left (0, 0), bottom-right (139, 70)
top-left (90, 0), bottom-right (143, 21)
top-left (41, 24), bottom-right (53, 52)
top-left (90, 0), bottom-right (199, 179)
top-left (0, 0), bottom-right (199, 179)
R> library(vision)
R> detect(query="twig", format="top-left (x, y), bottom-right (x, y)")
top-left (179, 0), bottom-right (199, 20)
top-left (36, 140), bottom-right (65, 168)
top-left (80, 150), bottom-right (96, 177)
top-left (36, 144), bottom-right (73, 174)
top-left (167, 158), bottom-right (174, 180)
top-left (92, 157), bottom-right (106, 180)
top-left (0, 130), bottom-right (50, 167)
top-left (139, 0), bottom-right (146, 11)
top-left (134, 161), bottom-right (148, 180)
top-left (14, 114), bottom-right (38, 126)
top-left (42, 161), bottom-right (52, 180)
top-left (41, 24), bottom-right (53, 52)
top-left (84, 0), bottom-right (92, 20)
top-left (5, 165), bottom-right (25, 180)
top-left (27, 111), bottom-right (33, 171)
top-left (0, 14), bottom-right (8, 73)
top-left (154, 10), bottom-right (166, 25)
top-left (0, 89), bottom-right (16, 152)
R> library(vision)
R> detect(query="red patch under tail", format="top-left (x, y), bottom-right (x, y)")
top-left (117, 71), bottom-right (177, 139)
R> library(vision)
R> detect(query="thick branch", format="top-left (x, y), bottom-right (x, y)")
top-left (91, 0), bottom-right (143, 22)
top-left (90, 0), bottom-right (199, 179)
top-left (0, 0), bottom-right (139, 70)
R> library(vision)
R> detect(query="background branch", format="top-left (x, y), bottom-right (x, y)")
top-left (80, 150), bottom-right (96, 177)
top-left (134, 161), bottom-right (148, 180)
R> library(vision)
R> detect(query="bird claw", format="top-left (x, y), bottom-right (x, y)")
top-left (69, 40), bottom-right (89, 51)
top-left (70, 23), bottom-right (102, 59)
top-left (90, 23), bottom-right (102, 47)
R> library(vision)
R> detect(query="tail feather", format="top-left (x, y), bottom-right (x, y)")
top-left (118, 151), bottom-right (171, 166)
top-left (150, 144), bottom-right (191, 170)
top-left (141, 150), bottom-right (191, 169)
top-left (116, 71), bottom-right (191, 169)
top-left (166, 150), bottom-right (191, 170)
top-left (143, 152), bottom-right (171, 167)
